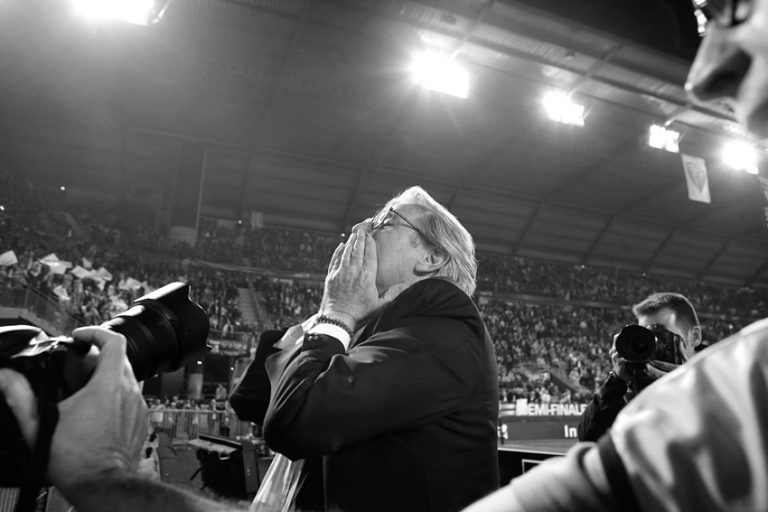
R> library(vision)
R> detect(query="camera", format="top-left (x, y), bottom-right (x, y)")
top-left (615, 324), bottom-right (682, 365)
top-left (614, 324), bottom-right (683, 392)
top-left (0, 282), bottom-right (210, 487)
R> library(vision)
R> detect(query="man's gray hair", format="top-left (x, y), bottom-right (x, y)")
top-left (385, 186), bottom-right (477, 296)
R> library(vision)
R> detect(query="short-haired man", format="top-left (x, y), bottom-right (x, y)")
top-left (577, 292), bottom-right (701, 441)
top-left (230, 186), bottom-right (500, 512)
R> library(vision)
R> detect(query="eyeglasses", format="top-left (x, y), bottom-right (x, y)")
top-left (371, 207), bottom-right (430, 241)
top-left (692, 0), bottom-right (753, 30)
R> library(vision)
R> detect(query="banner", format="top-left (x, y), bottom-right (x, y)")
top-left (501, 402), bottom-right (588, 417)
top-left (39, 253), bottom-right (60, 264)
top-left (681, 154), bottom-right (711, 204)
top-left (53, 285), bottom-right (71, 301)
top-left (0, 250), bottom-right (18, 267)
top-left (96, 266), bottom-right (113, 282)
top-left (119, 277), bottom-right (143, 291)
top-left (109, 297), bottom-right (129, 314)
top-left (71, 265), bottom-right (91, 279)
top-left (45, 260), bottom-right (73, 275)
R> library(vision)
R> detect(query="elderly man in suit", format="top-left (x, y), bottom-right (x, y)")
top-left (230, 186), bottom-right (500, 512)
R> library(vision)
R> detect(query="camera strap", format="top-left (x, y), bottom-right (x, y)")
top-left (14, 384), bottom-right (60, 512)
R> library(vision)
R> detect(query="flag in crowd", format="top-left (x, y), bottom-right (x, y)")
top-left (0, 250), bottom-right (17, 267)
top-left (40, 253), bottom-right (73, 275)
top-left (2, 247), bottom-right (151, 301)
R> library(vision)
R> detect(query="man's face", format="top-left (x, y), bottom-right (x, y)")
top-left (354, 204), bottom-right (430, 295)
top-left (686, 0), bottom-right (768, 138)
top-left (635, 308), bottom-right (699, 361)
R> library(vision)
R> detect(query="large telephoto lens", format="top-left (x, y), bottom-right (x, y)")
top-left (615, 324), bottom-right (657, 364)
top-left (102, 282), bottom-right (210, 381)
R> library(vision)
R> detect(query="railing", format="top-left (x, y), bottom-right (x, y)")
top-left (149, 408), bottom-right (255, 443)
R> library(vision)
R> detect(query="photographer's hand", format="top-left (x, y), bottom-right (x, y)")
top-left (2, 329), bottom-right (245, 512)
top-left (50, 326), bottom-right (148, 491)
top-left (0, 327), bottom-right (148, 497)
top-left (609, 339), bottom-right (632, 385)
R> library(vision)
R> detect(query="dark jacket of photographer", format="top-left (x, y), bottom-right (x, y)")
top-left (577, 372), bottom-right (634, 442)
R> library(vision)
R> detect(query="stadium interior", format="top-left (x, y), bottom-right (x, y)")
top-left (1, 0), bottom-right (767, 507)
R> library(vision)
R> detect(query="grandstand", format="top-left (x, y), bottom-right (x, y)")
top-left (1, 196), bottom-right (761, 402)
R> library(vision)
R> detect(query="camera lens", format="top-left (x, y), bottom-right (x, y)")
top-left (101, 282), bottom-right (210, 381)
top-left (615, 324), bottom-right (657, 363)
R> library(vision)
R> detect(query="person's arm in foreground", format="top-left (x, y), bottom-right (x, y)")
top-left (0, 326), bottom-right (246, 512)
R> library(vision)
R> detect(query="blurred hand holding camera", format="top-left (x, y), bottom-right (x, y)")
top-left (608, 341), bottom-right (633, 385)
top-left (0, 326), bottom-right (148, 501)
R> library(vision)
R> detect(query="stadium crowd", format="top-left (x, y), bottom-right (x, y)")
top-left (1, 178), bottom-right (763, 403)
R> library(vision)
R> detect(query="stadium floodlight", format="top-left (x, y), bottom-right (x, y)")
top-left (542, 90), bottom-right (585, 126)
top-left (692, 0), bottom-right (708, 35)
top-left (409, 51), bottom-right (470, 99)
top-left (648, 124), bottom-right (680, 153)
top-left (69, 0), bottom-right (169, 26)
top-left (721, 140), bottom-right (760, 175)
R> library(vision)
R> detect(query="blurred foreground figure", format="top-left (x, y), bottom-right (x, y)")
top-left (465, 1), bottom-right (768, 510)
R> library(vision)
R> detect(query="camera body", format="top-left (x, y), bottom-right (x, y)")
top-left (0, 282), bottom-right (210, 487)
top-left (614, 324), bottom-right (684, 392)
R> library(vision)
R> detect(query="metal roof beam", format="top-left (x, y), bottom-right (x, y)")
top-left (696, 240), bottom-right (731, 280)
top-left (747, 260), bottom-right (768, 286)
top-left (512, 202), bottom-right (542, 254)
top-left (643, 229), bottom-right (677, 272)
top-left (581, 216), bottom-right (614, 265)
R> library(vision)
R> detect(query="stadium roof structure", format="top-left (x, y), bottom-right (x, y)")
top-left (2, 0), bottom-right (767, 288)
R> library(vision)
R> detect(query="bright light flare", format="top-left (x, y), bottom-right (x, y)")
top-left (409, 52), bottom-right (470, 99)
top-left (648, 124), bottom-right (680, 153)
top-left (721, 140), bottom-right (760, 175)
top-left (70, 0), bottom-right (156, 26)
top-left (542, 91), bottom-right (585, 126)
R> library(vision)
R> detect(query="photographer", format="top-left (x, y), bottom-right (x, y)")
top-left (577, 292), bottom-right (701, 442)
top-left (0, 327), bottom-right (244, 512)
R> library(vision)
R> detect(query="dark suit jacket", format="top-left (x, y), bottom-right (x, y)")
top-left (231, 277), bottom-right (499, 512)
